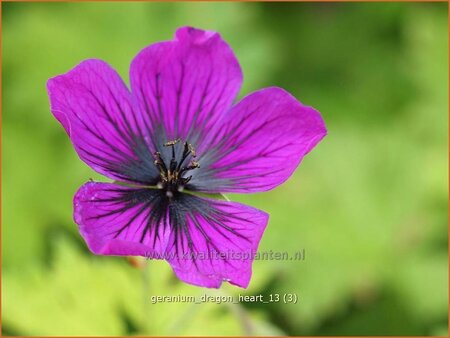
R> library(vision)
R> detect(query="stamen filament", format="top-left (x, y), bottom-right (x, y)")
top-left (176, 142), bottom-right (192, 171)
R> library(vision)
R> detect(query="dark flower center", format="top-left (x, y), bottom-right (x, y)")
top-left (153, 139), bottom-right (200, 198)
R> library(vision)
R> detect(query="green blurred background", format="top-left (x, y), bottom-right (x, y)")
top-left (2, 2), bottom-right (448, 336)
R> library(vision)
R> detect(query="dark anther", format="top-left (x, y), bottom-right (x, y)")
top-left (153, 139), bottom-right (200, 198)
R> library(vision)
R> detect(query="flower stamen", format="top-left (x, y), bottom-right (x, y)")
top-left (154, 139), bottom-right (200, 197)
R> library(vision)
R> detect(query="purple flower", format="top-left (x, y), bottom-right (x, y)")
top-left (47, 27), bottom-right (327, 288)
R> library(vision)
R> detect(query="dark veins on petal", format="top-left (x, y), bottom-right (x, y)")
top-left (72, 74), bottom-right (160, 185)
top-left (89, 187), bottom-right (250, 262)
top-left (129, 57), bottom-right (237, 189)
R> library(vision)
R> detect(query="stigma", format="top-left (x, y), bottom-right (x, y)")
top-left (153, 139), bottom-right (200, 197)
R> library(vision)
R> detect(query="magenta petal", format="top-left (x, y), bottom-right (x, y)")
top-left (129, 26), bottom-right (242, 152)
top-left (47, 60), bottom-right (159, 184)
top-left (165, 196), bottom-right (269, 288)
top-left (74, 182), bottom-right (171, 257)
top-left (190, 87), bottom-right (327, 193)
top-left (75, 182), bottom-right (268, 288)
